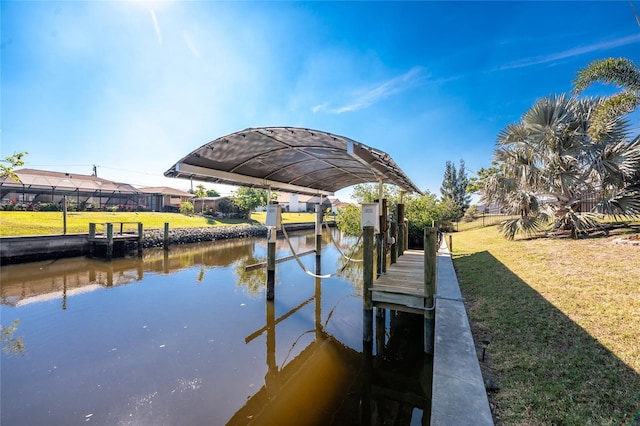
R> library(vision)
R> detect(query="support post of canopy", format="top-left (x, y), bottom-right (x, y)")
top-left (315, 201), bottom-right (322, 273)
top-left (267, 227), bottom-right (276, 301)
top-left (265, 200), bottom-right (280, 302)
top-left (424, 227), bottom-right (437, 354)
top-left (397, 202), bottom-right (405, 257)
top-left (363, 225), bottom-right (374, 344)
top-left (379, 197), bottom-right (387, 275)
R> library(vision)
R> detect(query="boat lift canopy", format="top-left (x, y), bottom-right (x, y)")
top-left (164, 127), bottom-right (421, 196)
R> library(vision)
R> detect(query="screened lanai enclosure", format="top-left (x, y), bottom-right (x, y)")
top-left (0, 169), bottom-right (192, 212)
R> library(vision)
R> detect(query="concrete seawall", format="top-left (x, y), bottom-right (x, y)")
top-left (430, 240), bottom-right (494, 425)
top-left (0, 223), bottom-right (324, 264)
top-left (0, 234), bottom-right (90, 264)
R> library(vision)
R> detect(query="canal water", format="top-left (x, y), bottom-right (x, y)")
top-left (1, 230), bottom-right (431, 425)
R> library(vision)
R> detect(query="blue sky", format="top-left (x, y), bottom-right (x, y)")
top-left (3, 1), bottom-right (640, 201)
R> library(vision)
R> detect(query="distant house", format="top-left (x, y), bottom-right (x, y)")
top-left (0, 169), bottom-right (191, 212)
top-left (137, 186), bottom-right (193, 212)
top-left (276, 193), bottom-right (333, 213)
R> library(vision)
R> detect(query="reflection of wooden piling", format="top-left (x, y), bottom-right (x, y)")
top-left (375, 307), bottom-right (386, 352)
top-left (267, 228), bottom-right (276, 301)
top-left (424, 227), bottom-right (437, 354)
top-left (163, 222), bottom-right (170, 250)
top-left (363, 226), bottom-right (374, 343)
top-left (397, 203), bottom-right (405, 257)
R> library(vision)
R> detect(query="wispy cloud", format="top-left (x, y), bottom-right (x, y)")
top-left (183, 31), bottom-right (202, 59)
top-left (149, 9), bottom-right (162, 45)
top-left (499, 33), bottom-right (640, 71)
top-left (313, 67), bottom-right (425, 114)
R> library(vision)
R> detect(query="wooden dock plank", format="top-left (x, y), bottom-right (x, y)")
top-left (371, 249), bottom-right (426, 312)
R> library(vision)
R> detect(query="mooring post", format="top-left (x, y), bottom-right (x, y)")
top-left (163, 222), bottom-right (170, 250)
top-left (315, 204), bottom-right (322, 272)
top-left (363, 225), bottom-right (374, 343)
top-left (106, 223), bottom-right (114, 261)
top-left (88, 223), bottom-right (96, 258)
top-left (63, 195), bottom-right (67, 235)
top-left (390, 220), bottom-right (397, 265)
top-left (380, 198), bottom-right (387, 275)
top-left (404, 218), bottom-right (409, 251)
top-left (424, 227), bottom-right (437, 354)
top-left (137, 222), bottom-right (143, 258)
top-left (449, 234), bottom-right (452, 252)
top-left (267, 227), bottom-right (276, 301)
top-left (397, 203), bottom-right (405, 257)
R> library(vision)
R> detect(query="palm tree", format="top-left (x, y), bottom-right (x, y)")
top-left (573, 57), bottom-right (640, 140)
top-left (482, 94), bottom-right (640, 239)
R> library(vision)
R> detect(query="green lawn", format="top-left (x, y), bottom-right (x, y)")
top-left (0, 211), bottom-right (317, 236)
top-left (451, 227), bottom-right (640, 425)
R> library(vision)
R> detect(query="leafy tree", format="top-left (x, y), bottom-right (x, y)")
top-left (335, 204), bottom-right (362, 236)
top-left (1, 152), bottom-right (28, 181)
top-left (440, 159), bottom-right (471, 217)
top-left (194, 184), bottom-right (207, 198)
top-left (483, 94), bottom-right (640, 240)
top-left (573, 57), bottom-right (640, 140)
top-left (206, 189), bottom-right (220, 197)
top-left (350, 183), bottom-right (399, 204)
top-left (232, 187), bottom-right (274, 218)
top-left (404, 190), bottom-right (440, 238)
top-left (350, 183), bottom-right (401, 221)
top-left (467, 165), bottom-right (500, 194)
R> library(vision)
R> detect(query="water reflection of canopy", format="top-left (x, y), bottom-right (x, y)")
top-left (226, 330), bottom-right (361, 425)
top-left (164, 127), bottom-right (421, 196)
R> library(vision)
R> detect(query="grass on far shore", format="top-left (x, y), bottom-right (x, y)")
top-left (450, 226), bottom-right (640, 425)
top-left (0, 211), bottom-right (317, 237)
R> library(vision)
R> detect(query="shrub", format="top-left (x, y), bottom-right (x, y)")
top-left (38, 202), bottom-right (60, 211)
top-left (180, 201), bottom-right (194, 215)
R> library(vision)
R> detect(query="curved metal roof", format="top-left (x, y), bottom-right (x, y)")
top-left (164, 127), bottom-right (421, 196)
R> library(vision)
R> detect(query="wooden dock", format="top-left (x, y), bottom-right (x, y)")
top-left (371, 249), bottom-right (427, 315)
top-left (88, 222), bottom-right (143, 260)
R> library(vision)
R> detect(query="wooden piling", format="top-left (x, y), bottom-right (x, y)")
top-left (380, 198), bottom-right (387, 274)
top-left (163, 222), bottom-right (170, 250)
top-left (390, 221), bottom-right (397, 264)
top-left (63, 195), bottom-right (67, 235)
top-left (397, 203), bottom-right (405, 256)
top-left (424, 227), bottom-right (437, 354)
top-left (138, 223), bottom-right (144, 257)
top-left (363, 225), bottom-right (374, 343)
top-left (267, 228), bottom-right (276, 301)
top-left (88, 223), bottom-right (96, 257)
top-left (449, 234), bottom-right (452, 252)
top-left (106, 223), bottom-right (114, 261)
top-left (315, 205), bottom-right (322, 271)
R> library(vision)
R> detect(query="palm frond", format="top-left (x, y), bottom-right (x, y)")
top-left (573, 58), bottom-right (640, 93)
top-left (551, 211), bottom-right (602, 238)
top-left (596, 184), bottom-right (640, 217)
top-left (500, 215), bottom-right (549, 240)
